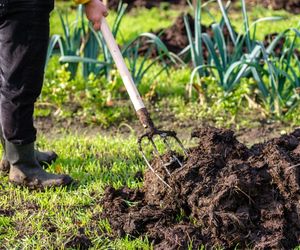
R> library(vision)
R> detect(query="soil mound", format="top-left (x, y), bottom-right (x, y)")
top-left (137, 13), bottom-right (197, 56)
top-left (101, 127), bottom-right (300, 249)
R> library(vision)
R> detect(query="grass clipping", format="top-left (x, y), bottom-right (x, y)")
top-left (101, 127), bottom-right (300, 249)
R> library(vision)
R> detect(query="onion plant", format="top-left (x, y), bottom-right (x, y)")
top-left (47, 2), bottom-right (173, 89)
top-left (122, 33), bottom-right (179, 86)
top-left (253, 29), bottom-right (300, 116)
top-left (185, 0), bottom-right (300, 117)
top-left (186, 0), bottom-right (282, 98)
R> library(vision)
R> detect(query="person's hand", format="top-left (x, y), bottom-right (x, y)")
top-left (85, 0), bottom-right (108, 31)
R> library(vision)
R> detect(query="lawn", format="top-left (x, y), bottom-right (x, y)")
top-left (0, 134), bottom-right (150, 249)
top-left (1, 0), bottom-right (300, 248)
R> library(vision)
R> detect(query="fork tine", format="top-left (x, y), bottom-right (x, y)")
top-left (172, 155), bottom-right (184, 168)
top-left (138, 140), bottom-right (172, 190)
top-left (161, 136), bottom-right (184, 167)
top-left (173, 135), bottom-right (189, 156)
top-left (138, 129), bottom-right (186, 189)
top-left (149, 137), bottom-right (171, 176)
top-left (149, 137), bottom-right (161, 156)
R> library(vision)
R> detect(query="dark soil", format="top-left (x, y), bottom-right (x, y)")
top-left (249, 0), bottom-right (300, 14)
top-left (65, 228), bottom-right (93, 250)
top-left (136, 12), bottom-right (241, 63)
top-left (137, 13), bottom-right (217, 57)
top-left (101, 126), bottom-right (300, 249)
top-left (0, 209), bottom-right (14, 217)
top-left (138, 13), bottom-right (195, 55)
top-left (107, 0), bottom-right (300, 13)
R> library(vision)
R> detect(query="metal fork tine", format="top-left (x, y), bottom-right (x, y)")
top-left (149, 137), bottom-right (171, 176)
top-left (161, 136), bottom-right (173, 152)
top-left (173, 135), bottom-right (189, 156)
top-left (149, 137), bottom-right (161, 156)
top-left (172, 155), bottom-right (184, 168)
top-left (138, 129), bottom-right (186, 189)
top-left (138, 141), bottom-right (172, 190)
top-left (161, 136), bottom-right (184, 167)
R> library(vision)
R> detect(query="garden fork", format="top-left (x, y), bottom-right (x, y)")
top-left (100, 18), bottom-right (188, 189)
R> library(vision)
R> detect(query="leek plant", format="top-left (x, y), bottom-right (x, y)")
top-left (47, 5), bottom-right (110, 79)
top-left (47, 6), bottom-right (84, 78)
top-left (253, 29), bottom-right (300, 116)
top-left (186, 0), bottom-right (300, 117)
top-left (122, 33), bottom-right (179, 85)
top-left (186, 0), bottom-right (281, 98)
top-left (47, 2), bottom-right (173, 89)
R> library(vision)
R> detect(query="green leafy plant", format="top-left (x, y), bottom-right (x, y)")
top-left (48, 2), bottom-right (174, 89)
top-left (184, 0), bottom-right (298, 117)
top-left (47, 6), bottom-right (85, 78)
top-left (253, 29), bottom-right (300, 116)
top-left (188, 0), bottom-right (281, 93)
top-left (122, 32), bottom-right (179, 86)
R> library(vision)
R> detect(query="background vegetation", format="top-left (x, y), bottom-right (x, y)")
top-left (1, 0), bottom-right (300, 248)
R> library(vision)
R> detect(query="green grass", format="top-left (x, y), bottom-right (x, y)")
top-left (0, 130), bottom-right (195, 248)
top-left (50, 3), bottom-right (179, 43)
top-left (0, 133), bottom-right (152, 249)
top-left (202, 4), bottom-right (299, 40)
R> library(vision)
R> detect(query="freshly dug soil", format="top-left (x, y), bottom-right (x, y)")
top-left (101, 126), bottom-right (300, 249)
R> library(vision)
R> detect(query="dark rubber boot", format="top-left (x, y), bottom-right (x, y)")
top-left (0, 137), bottom-right (58, 174)
top-left (0, 150), bottom-right (58, 174)
top-left (6, 141), bottom-right (72, 189)
top-left (0, 132), bottom-right (10, 173)
top-left (36, 150), bottom-right (58, 167)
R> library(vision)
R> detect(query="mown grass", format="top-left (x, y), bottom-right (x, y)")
top-left (0, 133), bottom-right (155, 249)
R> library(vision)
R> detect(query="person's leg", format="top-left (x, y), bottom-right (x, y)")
top-left (0, 11), bottom-right (72, 188)
top-left (0, 10), bottom-right (58, 173)
top-left (0, 11), bottom-right (49, 145)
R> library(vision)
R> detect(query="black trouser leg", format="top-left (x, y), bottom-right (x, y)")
top-left (0, 11), bottom-right (50, 145)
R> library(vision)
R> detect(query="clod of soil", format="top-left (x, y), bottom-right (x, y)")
top-left (101, 126), bottom-right (300, 249)
top-left (65, 228), bottom-right (93, 250)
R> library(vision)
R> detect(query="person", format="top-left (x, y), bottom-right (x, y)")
top-left (0, 0), bottom-right (108, 189)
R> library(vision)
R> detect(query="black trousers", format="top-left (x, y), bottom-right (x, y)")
top-left (0, 10), bottom-right (50, 145)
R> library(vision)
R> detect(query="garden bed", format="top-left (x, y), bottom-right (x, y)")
top-left (137, 12), bottom-right (291, 58)
top-left (101, 126), bottom-right (300, 249)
